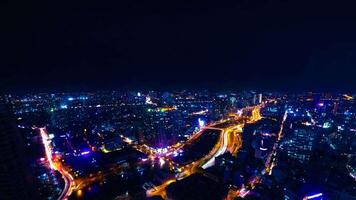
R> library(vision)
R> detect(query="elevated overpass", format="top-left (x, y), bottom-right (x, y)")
top-left (146, 104), bottom-right (263, 199)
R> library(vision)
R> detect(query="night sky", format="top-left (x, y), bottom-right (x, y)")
top-left (2, 0), bottom-right (356, 92)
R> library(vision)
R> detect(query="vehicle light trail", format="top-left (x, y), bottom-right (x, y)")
top-left (39, 128), bottom-right (56, 170)
top-left (226, 104), bottom-right (289, 200)
top-left (147, 104), bottom-right (263, 199)
top-left (304, 193), bottom-right (323, 200)
top-left (38, 127), bottom-right (75, 200)
top-left (202, 127), bottom-right (229, 169)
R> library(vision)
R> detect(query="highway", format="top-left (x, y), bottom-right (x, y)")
top-left (38, 128), bottom-right (74, 200)
top-left (57, 166), bottom-right (74, 200)
top-left (226, 106), bottom-right (287, 200)
top-left (37, 104), bottom-right (264, 200)
top-left (147, 105), bottom-right (264, 199)
top-left (202, 127), bottom-right (229, 169)
top-left (202, 124), bottom-right (244, 169)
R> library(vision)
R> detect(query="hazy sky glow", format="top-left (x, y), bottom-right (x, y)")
top-left (1, 1), bottom-right (356, 92)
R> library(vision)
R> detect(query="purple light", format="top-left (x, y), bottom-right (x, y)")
top-left (173, 151), bottom-right (179, 157)
top-left (317, 102), bottom-right (324, 107)
top-left (261, 133), bottom-right (272, 137)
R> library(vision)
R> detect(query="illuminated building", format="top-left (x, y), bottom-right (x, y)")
top-left (332, 102), bottom-right (338, 115)
top-left (282, 128), bottom-right (317, 163)
top-left (215, 152), bottom-right (238, 169)
top-left (5, 91), bottom-right (356, 199)
top-left (252, 93), bottom-right (262, 105)
top-left (255, 139), bottom-right (269, 160)
top-left (258, 93), bottom-right (263, 104)
top-left (0, 102), bottom-right (36, 199)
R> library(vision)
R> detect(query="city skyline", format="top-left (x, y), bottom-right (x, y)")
top-left (1, 90), bottom-right (355, 199)
top-left (1, 1), bottom-right (356, 200)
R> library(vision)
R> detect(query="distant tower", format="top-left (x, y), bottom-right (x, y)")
top-left (258, 93), bottom-right (262, 104)
top-left (332, 102), bottom-right (338, 115)
top-left (255, 139), bottom-right (268, 160)
top-left (0, 101), bottom-right (33, 199)
top-left (253, 94), bottom-right (257, 105)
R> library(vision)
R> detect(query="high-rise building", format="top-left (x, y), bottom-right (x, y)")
top-left (253, 94), bottom-right (257, 105)
top-left (282, 128), bottom-right (316, 163)
top-left (332, 102), bottom-right (338, 115)
top-left (255, 139), bottom-right (268, 160)
top-left (258, 93), bottom-right (262, 104)
top-left (252, 93), bottom-right (262, 105)
top-left (0, 101), bottom-right (33, 199)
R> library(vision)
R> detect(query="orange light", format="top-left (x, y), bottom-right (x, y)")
top-left (77, 189), bottom-right (83, 197)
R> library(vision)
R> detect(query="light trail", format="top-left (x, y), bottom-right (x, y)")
top-left (39, 128), bottom-right (56, 170)
top-left (202, 127), bottom-right (230, 169)
top-left (38, 127), bottom-right (74, 200)
top-left (57, 167), bottom-right (75, 200)
top-left (147, 104), bottom-right (263, 199)
top-left (229, 129), bottom-right (242, 156)
top-left (226, 104), bottom-right (292, 200)
top-left (146, 178), bottom-right (176, 198)
top-left (304, 193), bottom-right (323, 200)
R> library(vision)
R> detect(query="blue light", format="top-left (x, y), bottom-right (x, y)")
top-left (60, 104), bottom-right (68, 109)
top-left (259, 147), bottom-right (268, 151)
top-left (306, 193), bottom-right (323, 199)
top-left (198, 118), bottom-right (206, 128)
top-left (67, 97), bottom-right (74, 101)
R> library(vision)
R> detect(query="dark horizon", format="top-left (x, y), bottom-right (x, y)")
top-left (2, 0), bottom-right (356, 92)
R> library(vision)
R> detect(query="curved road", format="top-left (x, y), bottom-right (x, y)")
top-left (57, 166), bottom-right (74, 200)
top-left (147, 105), bottom-right (263, 198)
top-left (38, 128), bottom-right (74, 200)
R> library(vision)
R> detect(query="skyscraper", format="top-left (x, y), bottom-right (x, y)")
top-left (283, 128), bottom-right (316, 163)
top-left (252, 93), bottom-right (262, 105)
top-left (0, 100), bottom-right (32, 199)
top-left (258, 93), bottom-right (262, 104)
